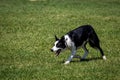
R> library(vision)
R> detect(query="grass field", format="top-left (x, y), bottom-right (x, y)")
top-left (0, 0), bottom-right (120, 80)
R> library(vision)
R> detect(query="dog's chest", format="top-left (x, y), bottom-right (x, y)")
top-left (64, 35), bottom-right (74, 47)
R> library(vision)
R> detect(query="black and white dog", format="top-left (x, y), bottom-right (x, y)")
top-left (51, 25), bottom-right (106, 64)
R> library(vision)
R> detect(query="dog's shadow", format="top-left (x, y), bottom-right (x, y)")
top-left (60, 56), bottom-right (102, 64)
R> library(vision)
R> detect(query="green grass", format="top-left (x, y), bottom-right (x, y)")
top-left (0, 0), bottom-right (120, 80)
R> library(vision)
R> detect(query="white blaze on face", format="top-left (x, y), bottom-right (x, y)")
top-left (52, 41), bottom-right (60, 52)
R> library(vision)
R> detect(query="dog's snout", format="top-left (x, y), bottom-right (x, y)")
top-left (51, 49), bottom-right (53, 52)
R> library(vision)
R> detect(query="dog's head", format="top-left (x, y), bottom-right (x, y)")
top-left (51, 35), bottom-right (66, 56)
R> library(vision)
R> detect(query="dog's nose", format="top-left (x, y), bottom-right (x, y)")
top-left (51, 49), bottom-right (53, 52)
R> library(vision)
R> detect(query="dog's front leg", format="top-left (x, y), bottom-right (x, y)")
top-left (64, 47), bottom-right (76, 64)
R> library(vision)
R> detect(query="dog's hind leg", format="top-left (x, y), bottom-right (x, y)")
top-left (88, 30), bottom-right (107, 60)
top-left (97, 46), bottom-right (106, 60)
top-left (89, 40), bottom-right (106, 60)
top-left (81, 42), bottom-right (89, 60)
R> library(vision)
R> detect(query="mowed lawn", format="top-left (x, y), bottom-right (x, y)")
top-left (0, 0), bottom-right (120, 80)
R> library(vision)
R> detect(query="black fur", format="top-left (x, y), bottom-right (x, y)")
top-left (56, 36), bottom-right (66, 49)
top-left (67, 25), bottom-right (104, 56)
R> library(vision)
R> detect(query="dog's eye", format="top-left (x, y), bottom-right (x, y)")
top-left (56, 43), bottom-right (61, 47)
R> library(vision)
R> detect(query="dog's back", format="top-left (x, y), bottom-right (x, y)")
top-left (67, 25), bottom-right (99, 48)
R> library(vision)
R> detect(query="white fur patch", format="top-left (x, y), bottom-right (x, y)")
top-left (64, 35), bottom-right (73, 47)
top-left (103, 56), bottom-right (107, 60)
top-left (64, 61), bottom-right (70, 64)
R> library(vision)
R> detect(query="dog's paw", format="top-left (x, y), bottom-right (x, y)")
top-left (64, 61), bottom-right (70, 64)
top-left (103, 56), bottom-right (107, 60)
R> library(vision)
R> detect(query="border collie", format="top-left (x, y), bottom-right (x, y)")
top-left (51, 25), bottom-right (106, 64)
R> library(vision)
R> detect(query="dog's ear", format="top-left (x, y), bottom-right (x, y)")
top-left (55, 35), bottom-right (59, 41)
